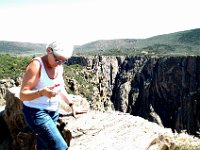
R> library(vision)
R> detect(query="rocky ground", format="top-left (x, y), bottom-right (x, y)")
top-left (60, 111), bottom-right (200, 150)
top-left (0, 85), bottom-right (200, 150)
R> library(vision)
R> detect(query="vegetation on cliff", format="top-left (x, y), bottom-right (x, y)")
top-left (0, 54), bottom-right (96, 107)
top-left (0, 54), bottom-right (31, 79)
top-left (63, 64), bottom-right (95, 102)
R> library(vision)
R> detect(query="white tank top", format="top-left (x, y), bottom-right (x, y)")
top-left (23, 57), bottom-right (65, 111)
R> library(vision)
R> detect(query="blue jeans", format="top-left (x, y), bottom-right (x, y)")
top-left (22, 104), bottom-right (68, 150)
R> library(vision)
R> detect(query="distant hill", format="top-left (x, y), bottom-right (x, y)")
top-left (0, 41), bottom-right (46, 56)
top-left (0, 28), bottom-right (200, 56)
top-left (74, 28), bottom-right (200, 56)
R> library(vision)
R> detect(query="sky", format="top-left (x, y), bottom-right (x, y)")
top-left (0, 0), bottom-right (199, 46)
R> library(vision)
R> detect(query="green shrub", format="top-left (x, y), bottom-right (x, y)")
top-left (0, 54), bottom-right (32, 80)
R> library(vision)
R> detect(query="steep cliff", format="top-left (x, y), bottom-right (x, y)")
top-left (68, 56), bottom-right (200, 136)
top-left (112, 56), bottom-right (200, 136)
top-left (0, 55), bottom-right (200, 137)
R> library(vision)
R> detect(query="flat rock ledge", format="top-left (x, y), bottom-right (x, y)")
top-left (64, 111), bottom-right (174, 150)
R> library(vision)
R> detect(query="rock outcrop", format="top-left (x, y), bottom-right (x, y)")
top-left (68, 56), bottom-right (200, 136)
top-left (1, 55), bottom-right (200, 149)
top-left (111, 56), bottom-right (200, 135)
top-left (0, 87), bottom-right (35, 150)
top-left (1, 56), bottom-right (199, 136)
top-left (0, 79), bottom-right (17, 106)
top-left (0, 87), bottom-right (89, 149)
top-left (66, 111), bottom-right (175, 150)
top-left (1, 83), bottom-right (200, 150)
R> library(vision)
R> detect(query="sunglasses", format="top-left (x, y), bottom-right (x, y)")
top-left (51, 50), bottom-right (66, 63)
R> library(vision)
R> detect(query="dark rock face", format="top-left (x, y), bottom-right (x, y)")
top-left (67, 56), bottom-right (200, 136)
top-left (110, 56), bottom-right (200, 136)
top-left (148, 57), bottom-right (200, 135)
top-left (67, 56), bottom-right (94, 67)
top-left (1, 87), bottom-right (35, 150)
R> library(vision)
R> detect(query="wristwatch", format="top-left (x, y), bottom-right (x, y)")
top-left (69, 103), bottom-right (73, 107)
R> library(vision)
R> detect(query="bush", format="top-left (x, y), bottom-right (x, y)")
top-left (0, 54), bottom-right (32, 80)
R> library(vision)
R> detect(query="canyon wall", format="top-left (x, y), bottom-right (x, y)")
top-left (0, 55), bottom-right (200, 149)
top-left (0, 55), bottom-right (200, 136)
top-left (68, 56), bottom-right (200, 136)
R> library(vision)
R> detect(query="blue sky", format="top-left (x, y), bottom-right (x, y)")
top-left (0, 0), bottom-right (199, 46)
